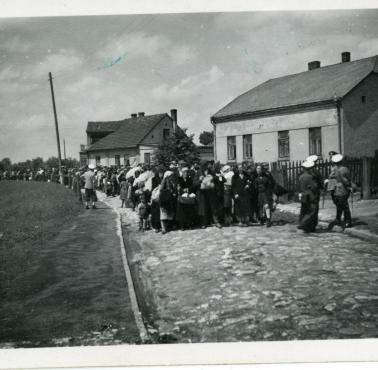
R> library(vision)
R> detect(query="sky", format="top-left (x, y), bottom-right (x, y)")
top-left (0, 9), bottom-right (378, 162)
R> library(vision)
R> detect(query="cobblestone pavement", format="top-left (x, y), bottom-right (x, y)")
top-left (0, 200), bottom-right (139, 348)
top-left (105, 195), bottom-right (378, 343)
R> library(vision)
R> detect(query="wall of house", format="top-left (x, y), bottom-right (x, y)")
top-left (139, 145), bottom-right (157, 163)
top-left (215, 106), bottom-right (339, 163)
top-left (87, 148), bottom-right (139, 167)
top-left (342, 73), bottom-right (378, 157)
top-left (140, 115), bottom-right (173, 145)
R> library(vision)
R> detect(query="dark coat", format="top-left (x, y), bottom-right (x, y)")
top-left (232, 173), bottom-right (251, 218)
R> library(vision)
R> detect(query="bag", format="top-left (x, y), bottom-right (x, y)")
top-left (178, 194), bottom-right (196, 205)
top-left (151, 185), bottom-right (160, 201)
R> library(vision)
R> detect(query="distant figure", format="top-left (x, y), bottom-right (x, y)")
top-left (82, 164), bottom-right (97, 209)
top-left (119, 175), bottom-right (128, 208)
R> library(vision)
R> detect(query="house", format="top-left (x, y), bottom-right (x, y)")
top-left (80, 109), bottom-right (177, 166)
top-left (211, 52), bottom-right (378, 164)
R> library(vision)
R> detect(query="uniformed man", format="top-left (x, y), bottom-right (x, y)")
top-left (306, 155), bottom-right (323, 223)
top-left (327, 154), bottom-right (352, 229)
top-left (298, 160), bottom-right (319, 233)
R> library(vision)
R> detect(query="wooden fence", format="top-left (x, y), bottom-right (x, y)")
top-left (270, 157), bottom-right (368, 197)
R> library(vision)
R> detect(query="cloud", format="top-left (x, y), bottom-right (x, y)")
top-left (96, 31), bottom-right (171, 62)
top-left (27, 48), bottom-right (84, 79)
top-left (0, 66), bottom-right (21, 81)
top-left (152, 65), bottom-right (224, 101)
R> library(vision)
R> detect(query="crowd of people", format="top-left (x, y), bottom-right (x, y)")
top-left (1, 151), bottom-right (354, 235)
top-left (79, 160), bottom-right (283, 234)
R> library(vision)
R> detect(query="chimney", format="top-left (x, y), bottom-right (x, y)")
top-left (170, 109), bottom-right (177, 133)
top-left (308, 61), bottom-right (321, 70)
top-left (131, 113), bottom-right (137, 118)
top-left (138, 112), bottom-right (145, 117)
top-left (341, 51), bottom-right (351, 63)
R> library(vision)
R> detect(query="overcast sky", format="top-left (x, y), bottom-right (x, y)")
top-left (0, 9), bottom-right (378, 162)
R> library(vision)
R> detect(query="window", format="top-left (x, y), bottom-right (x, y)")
top-left (163, 129), bottom-right (170, 140)
top-left (309, 127), bottom-right (322, 156)
top-left (95, 156), bottom-right (101, 165)
top-left (144, 152), bottom-right (151, 164)
top-left (124, 155), bottom-right (130, 166)
top-left (243, 134), bottom-right (253, 159)
top-left (362, 95), bottom-right (366, 104)
top-left (278, 130), bottom-right (290, 159)
top-left (227, 136), bottom-right (236, 160)
top-left (115, 155), bottom-right (120, 166)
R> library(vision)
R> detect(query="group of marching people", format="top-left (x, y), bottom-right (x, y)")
top-left (105, 160), bottom-right (281, 234)
top-left (76, 150), bottom-right (354, 235)
top-left (298, 151), bottom-right (353, 233)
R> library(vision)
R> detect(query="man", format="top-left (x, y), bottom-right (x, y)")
top-left (327, 154), bottom-right (352, 229)
top-left (82, 164), bottom-right (97, 209)
top-left (298, 160), bottom-right (319, 233)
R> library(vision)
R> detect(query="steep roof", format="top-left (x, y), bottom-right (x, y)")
top-left (86, 114), bottom-right (168, 151)
top-left (213, 55), bottom-right (378, 121)
top-left (86, 121), bottom-right (124, 133)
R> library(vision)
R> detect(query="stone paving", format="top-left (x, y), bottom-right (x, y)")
top-left (104, 195), bottom-right (378, 343)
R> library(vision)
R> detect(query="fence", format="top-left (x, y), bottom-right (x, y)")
top-left (269, 157), bottom-right (375, 198)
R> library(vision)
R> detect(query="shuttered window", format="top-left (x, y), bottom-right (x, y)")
top-left (243, 134), bottom-right (253, 159)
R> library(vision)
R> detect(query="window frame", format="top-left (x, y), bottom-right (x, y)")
top-left (95, 155), bottom-right (101, 165)
top-left (243, 134), bottom-right (253, 159)
top-left (227, 136), bottom-right (237, 161)
top-left (309, 127), bottom-right (322, 156)
top-left (278, 130), bottom-right (290, 159)
top-left (115, 154), bottom-right (120, 166)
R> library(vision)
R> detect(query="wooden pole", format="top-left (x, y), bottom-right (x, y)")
top-left (63, 139), bottom-right (66, 161)
top-left (48, 72), bottom-right (64, 184)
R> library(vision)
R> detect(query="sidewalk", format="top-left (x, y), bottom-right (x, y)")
top-left (278, 198), bottom-right (378, 243)
top-left (0, 199), bottom-right (139, 347)
top-left (104, 194), bottom-right (378, 343)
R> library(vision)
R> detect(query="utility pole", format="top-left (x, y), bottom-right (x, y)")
top-left (48, 72), bottom-right (64, 184)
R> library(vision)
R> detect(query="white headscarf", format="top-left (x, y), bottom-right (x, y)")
top-left (163, 170), bottom-right (173, 179)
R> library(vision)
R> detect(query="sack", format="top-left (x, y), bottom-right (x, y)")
top-left (178, 194), bottom-right (196, 205)
top-left (151, 185), bottom-right (160, 201)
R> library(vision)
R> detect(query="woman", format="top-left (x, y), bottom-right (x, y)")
top-left (159, 170), bottom-right (177, 234)
top-left (194, 162), bottom-right (222, 229)
top-left (222, 165), bottom-right (234, 226)
top-left (150, 167), bottom-right (164, 232)
top-left (232, 165), bottom-right (251, 226)
top-left (213, 162), bottom-right (225, 224)
top-left (255, 165), bottom-right (276, 227)
top-left (176, 167), bottom-right (196, 230)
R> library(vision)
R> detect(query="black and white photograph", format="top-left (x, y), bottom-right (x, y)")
top-left (0, 1), bottom-right (378, 366)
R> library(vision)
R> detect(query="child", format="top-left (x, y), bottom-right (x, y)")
top-left (137, 194), bottom-right (151, 231)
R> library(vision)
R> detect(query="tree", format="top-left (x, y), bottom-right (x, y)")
top-left (0, 157), bottom-right (11, 171)
top-left (45, 156), bottom-right (60, 169)
top-left (31, 157), bottom-right (44, 170)
top-left (199, 131), bottom-right (214, 146)
top-left (154, 128), bottom-right (200, 167)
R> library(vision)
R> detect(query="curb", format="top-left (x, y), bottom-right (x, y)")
top-left (100, 195), bottom-right (150, 343)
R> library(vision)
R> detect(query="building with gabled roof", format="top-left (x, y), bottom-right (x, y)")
top-left (211, 52), bottom-right (378, 163)
top-left (80, 109), bottom-right (177, 167)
